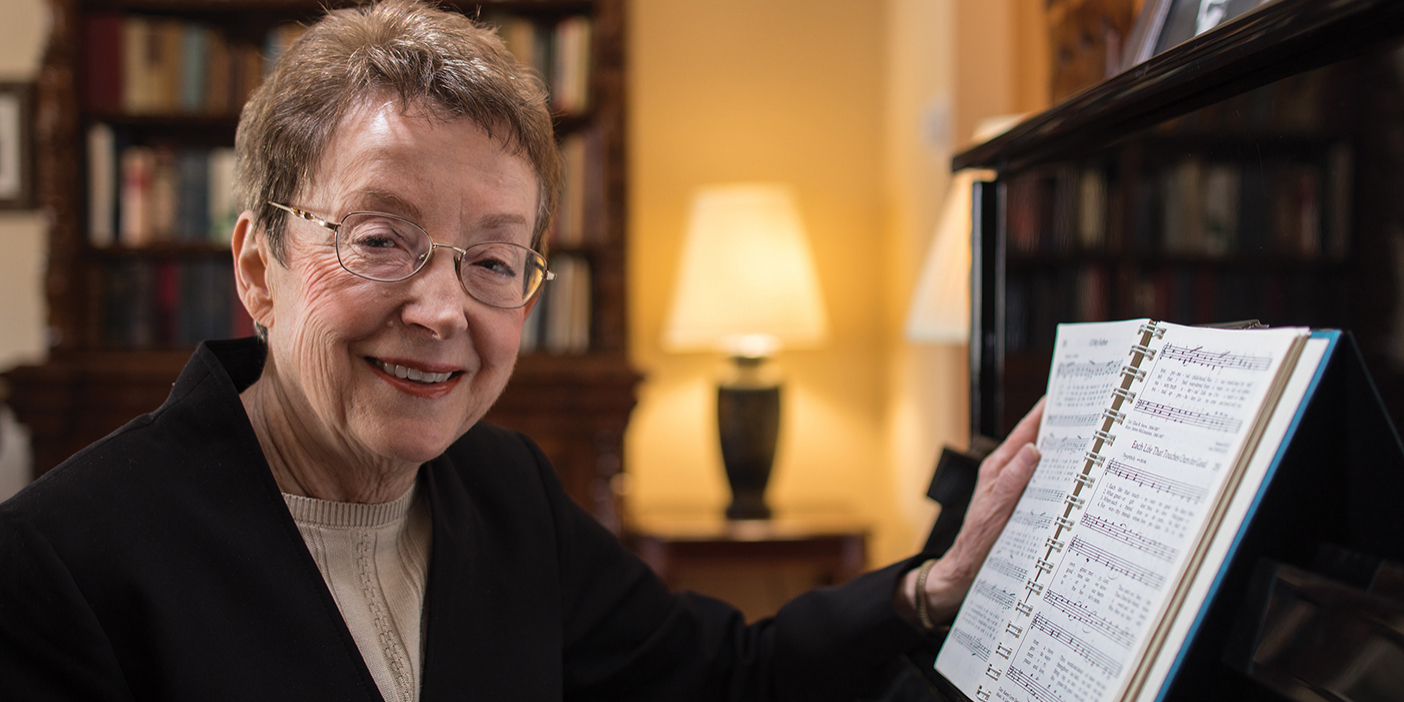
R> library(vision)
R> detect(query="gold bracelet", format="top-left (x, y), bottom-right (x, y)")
top-left (914, 558), bottom-right (939, 631)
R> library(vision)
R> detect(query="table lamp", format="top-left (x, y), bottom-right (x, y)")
top-left (663, 183), bottom-right (829, 520)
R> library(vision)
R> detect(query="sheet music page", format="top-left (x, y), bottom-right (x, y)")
top-left (937, 319), bottom-right (1147, 698)
top-left (1130, 333), bottom-right (1329, 702)
top-left (936, 321), bottom-right (1308, 702)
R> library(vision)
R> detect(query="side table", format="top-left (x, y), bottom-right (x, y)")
top-left (625, 511), bottom-right (869, 621)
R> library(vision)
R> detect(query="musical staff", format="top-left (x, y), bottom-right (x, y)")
top-left (974, 580), bottom-right (1016, 611)
top-left (1047, 412), bottom-right (1102, 428)
top-left (986, 557), bottom-right (1029, 583)
top-left (1010, 510), bottom-right (1055, 531)
top-left (1068, 536), bottom-right (1166, 590)
top-left (1105, 458), bottom-right (1209, 503)
top-left (1032, 613), bottom-right (1123, 677)
top-left (1007, 664), bottom-right (1065, 702)
top-left (1025, 486), bottom-right (1066, 504)
top-left (1133, 398), bottom-right (1244, 434)
top-left (1039, 435), bottom-right (1091, 454)
top-left (949, 627), bottom-right (992, 660)
top-left (1080, 514), bottom-right (1179, 563)
top-left (1057, 360), bottom-right (1120, 378)
top-left (1044, 588), bottom-right (1136, 649)
top-left (1161, 344), bottom-right (1272, 372)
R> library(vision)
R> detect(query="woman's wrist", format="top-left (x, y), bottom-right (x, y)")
top-left (897, 557), bottom-right (952, 632)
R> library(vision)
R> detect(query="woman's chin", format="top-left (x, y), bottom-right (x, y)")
top-left (364, 428), bottom-right (460, 468)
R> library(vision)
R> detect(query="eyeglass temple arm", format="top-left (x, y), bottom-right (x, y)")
top-left (267, 201), bottom-right (339, 231)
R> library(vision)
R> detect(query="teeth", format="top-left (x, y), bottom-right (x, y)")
top-left (376, 359), bottom-right (452, 384)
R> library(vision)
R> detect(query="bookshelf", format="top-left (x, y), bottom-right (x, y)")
top-left (960, 0), bottom-right (1404, 441)
top-left (2, 0), bottom-right (637, 531)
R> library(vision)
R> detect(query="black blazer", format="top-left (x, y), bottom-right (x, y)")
top-left (0, 338), bottom-right (927, 701)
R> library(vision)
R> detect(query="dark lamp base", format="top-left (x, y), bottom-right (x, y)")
top-left (717, 356), bottom-right (781, 521)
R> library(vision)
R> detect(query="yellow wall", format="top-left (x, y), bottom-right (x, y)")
top-left (628, 0), bottom-right (896, 553)
top-left (628, 0), bottom-right (1046, 566)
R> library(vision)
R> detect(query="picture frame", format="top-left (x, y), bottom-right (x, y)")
top-left (0, 82), bottom-right (35, 210)
top-left (1121, 0), bottom-right (1279, 72)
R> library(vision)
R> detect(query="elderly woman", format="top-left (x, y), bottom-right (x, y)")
top-left (0, 1), bottom-right (1043, 700)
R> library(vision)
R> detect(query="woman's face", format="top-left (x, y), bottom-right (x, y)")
top-left (255, 99), bottom-right (538, 468)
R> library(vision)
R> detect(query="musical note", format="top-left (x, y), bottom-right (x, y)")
top-left (974, 580), bottom-right (1016, 610)
top-left (1046, 412), bottom-right (1104, 429)
top-left (1079, 514), bottom-right (1179, 563)
top-left (949, 627), bottom-right (992, 660)
top-left (1039, 435), bottom-right (1091, 454)
top-left (1057, 360), bottom-right (1121, 378)
top-left (1043, 587), bottom-right (1136, 649)
top-left (986, 557), bottom-right (1029, 583)
top-left (1031, 613), bottom-right (1123, 677)
top-left (1104, 458), bottom-right (1209, 503)
top-left (1132, 398), bottom-right (1244, 433)
top-left (1010, 511), bottom-right (1055, 531)
top-left (1006, 664), bottom-right (1066, 702)
top-left (1160, 344), bottom-right (1272, 372)
top-left (1024, 486), bottom-right (1066, 504)
top-left (1067, 536), bottom-right (1166, 590)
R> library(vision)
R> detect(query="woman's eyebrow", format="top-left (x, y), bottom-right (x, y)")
top-left (351, 189), bottom-right (424, 222)
top-left (476, 213), bottom-right (529, 229)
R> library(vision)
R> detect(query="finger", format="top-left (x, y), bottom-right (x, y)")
top-left (994, 443), bottom-right (1040, 502)
top-left (980, 397), bottom-right (1047, 475)
top-left (960, 443), bottom-right (1041, 559)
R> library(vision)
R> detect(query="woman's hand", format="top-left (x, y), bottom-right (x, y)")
top-left (897, 397), bottom-right (1045, 628)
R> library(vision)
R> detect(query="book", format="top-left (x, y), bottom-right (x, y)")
top-left (935, 318), bottom-right (1337, 702)
top-left (83, 13), bottom-right (124, 112)
top-left (87, 123), bottom-right (116, 247)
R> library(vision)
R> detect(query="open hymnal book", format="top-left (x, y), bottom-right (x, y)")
top-left (935, 319), bottom-right (1333, 702)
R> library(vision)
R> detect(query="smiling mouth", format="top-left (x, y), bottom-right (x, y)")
top-left (369, 358), bottom-right (460, 385)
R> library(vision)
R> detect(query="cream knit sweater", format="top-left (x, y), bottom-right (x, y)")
top-left (283, 483), bottom-right (432, 702)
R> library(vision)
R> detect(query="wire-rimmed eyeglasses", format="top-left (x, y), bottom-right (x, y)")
top-left (268, 202), bottom-right (553, 310)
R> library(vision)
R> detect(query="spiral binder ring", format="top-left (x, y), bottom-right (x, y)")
top-left (1093, 428), bottom-right (1116, 445)
top-left (1102, 408), bottom-right (1126, 424)
top-left (1121, 364), bottom-right (1147, 382)
top-left (1130, 343), bottom-right (1157, 360)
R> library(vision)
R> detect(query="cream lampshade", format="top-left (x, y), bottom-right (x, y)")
top-left (905, 114), bottom-right (1024, 344)
top-left (665, 183), bottom-right (828, 356)
top-left (663, 183), bottom-right (828, 519)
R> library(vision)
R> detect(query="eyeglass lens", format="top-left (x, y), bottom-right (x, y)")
top-left (335, 212), bottom-right (546, 308)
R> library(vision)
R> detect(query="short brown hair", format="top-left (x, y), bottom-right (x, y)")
top-left (234, 0), bottom-right (558, 261)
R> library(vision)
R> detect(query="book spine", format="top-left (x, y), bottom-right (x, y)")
top-left (87, 123), bottom-right (116, 247)
top-left (84, 13), bottom-right (124, 112)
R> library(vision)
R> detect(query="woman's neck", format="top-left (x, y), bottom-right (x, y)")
top-left (240, 374), bottom-right (420, 504)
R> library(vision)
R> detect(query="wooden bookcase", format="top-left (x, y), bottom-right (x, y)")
top-left (960, 0), bottom-right (1404, 441)
top-left (3, 0), bottom-right (637, 532)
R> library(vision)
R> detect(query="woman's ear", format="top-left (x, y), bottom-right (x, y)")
top-left (232, 210), bottom-right (274, 331)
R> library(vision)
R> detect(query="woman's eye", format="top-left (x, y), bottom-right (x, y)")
top-left (349, 220), bottom-right (416, 250)
top-left (472, 257), bottom-right (517, 277)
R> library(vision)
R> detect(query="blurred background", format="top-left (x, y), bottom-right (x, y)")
top-left (0, 0), bottom-right (1141, 616)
